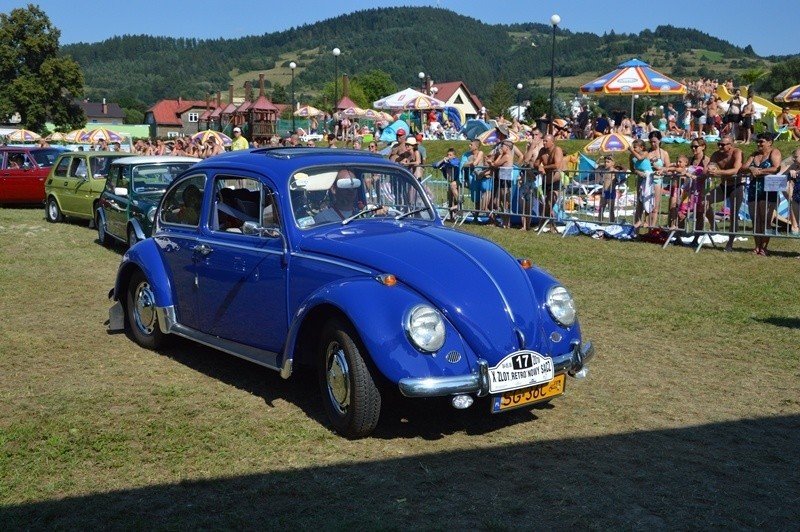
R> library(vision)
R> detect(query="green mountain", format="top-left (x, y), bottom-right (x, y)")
top-left (61, 6), bottom-right (782, 108)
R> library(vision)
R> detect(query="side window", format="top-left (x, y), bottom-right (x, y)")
top-left (54, 157), bottom-right (70, 177)
top-left (160, 174), bottom-right (207, 227)
top-left (6, 151), bottom-right (27, 168)
top-left (70, 158), bottom-right (88, 178)
top-left (212, 175), bottom-right (279, 235)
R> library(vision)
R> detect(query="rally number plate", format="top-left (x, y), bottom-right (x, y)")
top-left (487, 350), bottom-right (554, 394)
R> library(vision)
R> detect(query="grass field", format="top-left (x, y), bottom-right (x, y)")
top-left (1, 204), bottom-right (799, 529)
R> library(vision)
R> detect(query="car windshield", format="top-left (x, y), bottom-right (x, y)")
top-left (30, 149), bottom-right (63, 167)
top-left (289, 165), bottom-right (435, 229)
top-left (132, 163), bottom-right (195, 193)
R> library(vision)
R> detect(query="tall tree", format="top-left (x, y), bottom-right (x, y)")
top-left (0, 5), bottom-right (85, 131)
top-left (353, 70), bottom-right (397, 106)
top-left (486, 80), bottom-right (514, 120)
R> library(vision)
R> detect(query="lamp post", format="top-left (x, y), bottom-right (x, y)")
top-left (418, 71), bottom-right (426, 94)
top-left (548, 14), bottom-right (560, 134)
top-left (289, 61), bottom-right (296, 133)
top-left (516, 83), bottom-right (523, 121)
top-left (332, 47), bottom-right (341, 132)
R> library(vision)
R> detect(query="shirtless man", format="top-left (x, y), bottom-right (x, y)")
top-left (703, 135), bottom-right (743, 251)
top-left (485, 140), bottom-right (515, 227)
top-left (389, 128), bottom-right (411, 166)
top-left (534, 134), bottom-right (565, 232)
top-left (519, 129), bottom-right (544, 230)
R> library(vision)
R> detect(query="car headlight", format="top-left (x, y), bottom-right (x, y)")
top-left (405, 304), bottom-right (445, 353)
top-left (546, 286), bottom-right (576, 327)
top-left (148, 207), bottom-right (156, 223)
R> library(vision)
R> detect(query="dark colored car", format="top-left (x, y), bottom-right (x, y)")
top-left (96, 156), bottom-right (199, 247)
top-left (0, 146), bottom-right (65, 204)
top-left (108, 148), bottom-right (594, 438)
top-left (44, 151), bottom-right (134, 223)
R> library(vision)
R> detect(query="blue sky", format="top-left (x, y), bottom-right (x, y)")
top-left (6, 0), bottom-right (797, 57)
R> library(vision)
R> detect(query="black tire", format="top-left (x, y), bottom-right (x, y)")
top-left (46, 196), bottom-right (63, 223)
top-left (97, 213), bottom-right (113, 246)
top-left (126, 270), bottom-right (166, 350)
top-left (127, 225), bottom-right (139, 247)
top-left (318, 319), bottom-right (381, 438)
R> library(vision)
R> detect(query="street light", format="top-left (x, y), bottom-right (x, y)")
top-left (289, 61), bottom-right (296, 133)
top-left (332, 47), bottom-right (341, 130)
top-left (548, 14), bottom-right (560, 134)
top-left (418, 71), bottom-right (426, 94)
top-left (516, 83), bottom-right (523, 121)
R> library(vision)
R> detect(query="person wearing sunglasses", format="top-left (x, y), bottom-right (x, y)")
top-left (744, 133), bottom-right (782, 255)
top-left (703, 135), bottom-right (743, 252)
top-left (778, 147), bottom-right (800, 237)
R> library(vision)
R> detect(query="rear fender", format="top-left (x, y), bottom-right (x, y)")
top-left (283, 277), bottom-right (475, 384)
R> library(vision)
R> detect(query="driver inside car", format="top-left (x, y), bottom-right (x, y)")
top-left (313, 169), bottom-right (362, 223)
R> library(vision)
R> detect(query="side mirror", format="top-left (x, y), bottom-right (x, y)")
top-left (242, 221), bottom-right (281, 238)
top-left (114, 187), bottom-right (128, 197)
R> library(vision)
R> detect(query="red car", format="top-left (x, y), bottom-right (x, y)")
top-left (0, 147), bottom-right (66, 204)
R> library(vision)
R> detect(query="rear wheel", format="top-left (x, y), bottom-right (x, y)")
top-left (318, 319), bottom-right (381, 438)
top-left (97, 213), bottom-right (113, 246)
top-left (126, 270), bottom-right (166, 349)
top-left (46, 196), bottom-right (62, 223)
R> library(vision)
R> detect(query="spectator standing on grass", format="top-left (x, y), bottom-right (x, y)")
top-left (779, 147), bottom-right (800, 236)
top-left (647, 131), bottom-right (671, 228)
top-left (687, 138), bottom-right (711, 232)
top-left (630, 139), bottom-right (655, 229)
top-left (231, 127), bottom-right (249, 150)
top-left (726, 89), bottom-right (745, 141)
top-left (596, 155), bottom-right (618, 223)
top-left (741, 96), bottom-right (756, 144)
top-left (744, 133), bottom-right (782, 256)
top-left (703, 135), bottom-right (743, 252)
top-left (534, 134), bottom-right (564, 233)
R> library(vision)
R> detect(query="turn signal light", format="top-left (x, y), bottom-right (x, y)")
top-left (519, 259), bottom-right (532, 270)
top-left (376, 274), bottom-right (397, 286)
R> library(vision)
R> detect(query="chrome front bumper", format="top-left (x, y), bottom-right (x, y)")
top-left (398, 341), bottom-right (594, 398)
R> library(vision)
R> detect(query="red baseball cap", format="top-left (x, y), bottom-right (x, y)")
top-left (415, 133), bottom-right (423, 142)
top-left (396, 129), bottom-right (406, 136)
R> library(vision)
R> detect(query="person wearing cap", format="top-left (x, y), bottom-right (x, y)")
top-left (389, 128), bottom-right (411, 165)
top-left (534, 134), bottom-right (565, 232)
top-left (414, 133), bottom-right (427, 163)
top-left (231, 126), bottom-right (249, 151)
top-left (314, 169), bottom-right (362, 223)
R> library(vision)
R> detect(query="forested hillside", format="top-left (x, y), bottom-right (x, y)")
top-left (61, 6), bottom-right (780, 108)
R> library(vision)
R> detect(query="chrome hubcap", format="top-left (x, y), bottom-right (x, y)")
top-left (326, 343), bottom-right (350, 415)
top-left (133, 281), bottom-right (157, 335)
top-left (48, 200), bottom-right (57, 219)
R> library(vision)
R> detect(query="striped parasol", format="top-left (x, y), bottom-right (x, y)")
top-left (79, 127), bottom-right (126, 143)
top-left (7, 129), bottom-right (41, 142)
top-left (583, 133), bottom-right (634, 153)
top-left (190, 129), bottom-right (232, 146)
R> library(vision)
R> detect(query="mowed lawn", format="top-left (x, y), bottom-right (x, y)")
top-left (1, 206), bottom-right (798, 529)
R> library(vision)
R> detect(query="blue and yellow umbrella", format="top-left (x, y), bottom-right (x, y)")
top-left (774, 84), bottom-right (800, 103)
top-left (190, 129), bottom-right (232, 147)
top-left (583, 133), bottom-right (633, 153)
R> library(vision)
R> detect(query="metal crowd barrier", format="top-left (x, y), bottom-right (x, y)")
top-left (415, 163), bottom-right (799, 253)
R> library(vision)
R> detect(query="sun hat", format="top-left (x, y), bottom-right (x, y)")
top-left (406, 137), bottom-right (417, 145)
top-left (233, 127), bottom-right (241, 133)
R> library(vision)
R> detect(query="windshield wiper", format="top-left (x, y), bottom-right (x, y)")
top-left (342, 204), bottom-right (384, 225)
top-left (395, 207), bottom-right (428, 220)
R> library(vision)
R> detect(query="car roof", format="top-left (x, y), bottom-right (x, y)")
top-left (187, 147), bottom-right (394, 182)
top-left (109, 155), bottom-right (201, 166)
top-left (0, 146), bottom-right (66, 153)
top-left (58, 151), bottom-right (136, 158)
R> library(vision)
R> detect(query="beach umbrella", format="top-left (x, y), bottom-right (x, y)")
top-left (7, 129), bottom-right (41, 142)
top-left (65, 129), bottom-right (88, 143)
top-left (580, 59), bottom-right (687, 95)
top-left (583, 133), bottom-right (634, 153)
top-left (45, 131), bottom-right (67, 142)
top-left (80, 127), bottom-right (126, 143)
top-left (774, 84), bottom-right (800, 102)
top-left (373, 88), bottom-right (446, 110)
top-left (190, 129), bottom-right (232, 147)
top-left (340, 106), bottom-right (367, 118)
top-left (477, 127), bottom-right (520, 146)
top-left (294, 105), bottom-right (323, 117)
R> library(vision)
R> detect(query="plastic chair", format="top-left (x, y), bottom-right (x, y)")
top-left (763, 111), bottom-right (792, 141)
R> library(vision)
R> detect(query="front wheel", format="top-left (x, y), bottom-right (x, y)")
top-left (126, 270), bottom-right (166, 349)
top-left (46, 196), bottom-right (63, 223)
top-left (318, 319), bottom-right (381, 438)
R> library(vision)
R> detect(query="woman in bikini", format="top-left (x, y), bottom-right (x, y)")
top-left (744, 133), bottom-right (782, 256)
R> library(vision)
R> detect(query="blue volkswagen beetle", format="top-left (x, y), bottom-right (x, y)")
top-left (109, 148), bottom-right (594, 438)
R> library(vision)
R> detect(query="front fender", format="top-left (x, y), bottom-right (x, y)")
top-left (283, 277), bottom-right (478, 384)
top-left (128, 218), bottom-right (147, 242)
top-left (112, 239), bottom-right (174, 308)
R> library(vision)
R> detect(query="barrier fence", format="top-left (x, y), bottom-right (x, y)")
top-left (415, 163), bottom-right (799, 252)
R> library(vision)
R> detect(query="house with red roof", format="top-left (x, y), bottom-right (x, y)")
top-left (144, 96), bottom-right (210, 138)
top-left (428, 81), bottom-right (483, 120)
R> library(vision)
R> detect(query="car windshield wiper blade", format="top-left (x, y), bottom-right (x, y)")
top-left (395, 207), bottom-right (428, 220)
top-left (341, 204), bottom-right (383, 225)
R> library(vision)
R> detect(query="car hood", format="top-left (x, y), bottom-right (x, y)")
top-left (299, 222), bottom-right (555, 361)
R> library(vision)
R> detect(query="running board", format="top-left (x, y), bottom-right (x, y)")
top-left (170, 323), bottom-right (282, 372)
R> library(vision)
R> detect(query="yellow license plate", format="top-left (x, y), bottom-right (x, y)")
top-left (491, 373), bottom-right (566, 413)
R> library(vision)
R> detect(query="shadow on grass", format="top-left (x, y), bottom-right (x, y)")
top-left (151, 339), bottom-right (545, 440)
top-left (755, 316), bottom-right (800, 329)
top-left (3, 415), bottom-right (798, 529)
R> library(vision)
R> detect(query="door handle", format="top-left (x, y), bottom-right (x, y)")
top-left (193, 243), bottom-right (213, 255)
